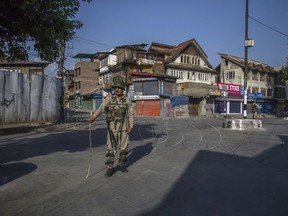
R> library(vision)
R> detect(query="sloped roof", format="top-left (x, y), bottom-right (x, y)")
top-left (148, 39), bottom-right (214, 70)
top-left (115, 43), bottom-right (148, 51)
top-left (72, 53), bottom-right (96, 59)
top-left (218, 53), bottom-right (275, 73)
top-left (148, 42), bottom-right (174, 55)
top-left (165, 38), bottom-right (210, 66)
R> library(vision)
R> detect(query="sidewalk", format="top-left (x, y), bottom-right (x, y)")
top-left (0, 122), bottom-right (76, 136)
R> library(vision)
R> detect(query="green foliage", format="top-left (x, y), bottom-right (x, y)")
top-left (0, 0), bottom-right (92, 63)
top-left (280, 56), bottom-right (288, 81)
top-left (281, 66), bottom-right (288, 81)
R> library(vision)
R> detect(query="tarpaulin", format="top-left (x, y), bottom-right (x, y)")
top-left (160, 94), bottom-right (189, 107)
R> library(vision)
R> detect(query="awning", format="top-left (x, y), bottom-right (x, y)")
top-left (160, 94), bottom-right (189, 107)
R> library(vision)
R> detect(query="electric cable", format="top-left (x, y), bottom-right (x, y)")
top-left (249, 15), bottom-right (288, 37)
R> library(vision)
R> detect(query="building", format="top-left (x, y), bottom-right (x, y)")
top-left (0, 60), bottom-right (48, 76)
top-left (216, 53), bottom-right (282, 117)
top-left (149, 38), bottom-right (219, 116)
top-left (73, 39), bottom-right (218, 117)
top-left (273, 66), bottom-right (288, 116)
top-left (98, 43), bottom-right (179, 117)
top-left (69, 53), bottom-right (101, 110)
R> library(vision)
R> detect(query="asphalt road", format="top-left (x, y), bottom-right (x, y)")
top-left (0, 116), bottom-right (288, 216)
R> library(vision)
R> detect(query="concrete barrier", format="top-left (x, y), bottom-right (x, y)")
top-left (223, 119), bottom-right (262, 130)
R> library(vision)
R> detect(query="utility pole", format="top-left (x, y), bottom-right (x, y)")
top-left (243, 0), bottom-right (249, 118)
top-left (243, 0), bottom-right (254, 118)
top-left (58, 40), bottom-right (66, 123)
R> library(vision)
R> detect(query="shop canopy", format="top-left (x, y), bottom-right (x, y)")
top-left (160, 94), bottom-right (189, 107)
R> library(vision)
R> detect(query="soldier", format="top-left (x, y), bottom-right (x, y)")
top-left (89, 78), bottom-right (134, 177)
top-left (252, 100), bottom-right (258, 119)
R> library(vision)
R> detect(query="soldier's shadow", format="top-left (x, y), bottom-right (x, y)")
top-left (127, 142), bottom-right (153, 168)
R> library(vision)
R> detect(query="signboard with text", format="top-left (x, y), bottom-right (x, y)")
top-left (217, 82), bottom-right (243, 97)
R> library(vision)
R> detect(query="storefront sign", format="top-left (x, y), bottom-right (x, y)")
top-left (247, 93), bottom-right (264, 99)
top-left (134, 95), bottom-right (159, 100)
top-left (217, 82), bottom-right (242, 96)
top-left (133, 77), bottom-right (158, 82)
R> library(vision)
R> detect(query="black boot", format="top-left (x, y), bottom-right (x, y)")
top-left (105, 168), bottom-right (114, 177)
top-left (120, 165), bottom-right (128, 173)
top-left (118, 150), bottom-right (128, 173)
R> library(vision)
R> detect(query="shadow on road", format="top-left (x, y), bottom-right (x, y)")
top-left (0, 162), bottom-right (37, 186)
top-left (138, 135), bottom-right (288, 216)
top-left (127, 142), bottom-right (153, 168)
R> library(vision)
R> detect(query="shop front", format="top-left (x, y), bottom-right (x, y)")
top-left (160, 94), bottom-right (189, 118)
top-left (214, 82), bottom-right (243, 115)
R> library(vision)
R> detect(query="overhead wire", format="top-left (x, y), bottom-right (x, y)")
top-left (73, 35), bottom-right (114, 50)
top-left (249, 15), bottom-right (288, 38)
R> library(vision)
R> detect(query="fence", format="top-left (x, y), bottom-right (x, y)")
top-left (0, 70), bottom-right (62, 125)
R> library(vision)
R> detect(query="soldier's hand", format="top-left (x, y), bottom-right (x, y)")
top-left (88, 115), bottom-right (96, 123)
top-left (126, 127), bottom-right (133, 135)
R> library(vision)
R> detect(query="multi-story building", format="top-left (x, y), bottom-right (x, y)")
top-left (74, 39), bottom-right (218, 117)
top-left (70, 53), bottom-right (100, 110)
top-left (98, 44), bottom-right (180, 117)
top-left (149, 38), bottom-right (219, 116)
top-left (217, 53), bottom-right (284, 116)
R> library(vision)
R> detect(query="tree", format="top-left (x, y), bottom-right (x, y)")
top-left (0, 0), bottom-right (91, 63)
top-left (280, 56), bottom-right (288, 81)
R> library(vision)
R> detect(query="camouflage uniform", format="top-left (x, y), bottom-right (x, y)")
top-left (252, 102), bottom-right (258, 119)
top-left (92, 95), bottom-right (134, 169)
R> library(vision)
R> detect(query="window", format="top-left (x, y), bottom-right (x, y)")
top-left (75, 68), bottom-right (81, 77)
top-left (230, 101), bottom-right (241, 113)
top-left (171, 70), bottom-right (183, 79)
top-left (180, 55), bottom-right (200, 66)
top-left (252, 72), bottom-right (258, 81)
top-left (134, 81), bottom-right (158, 95)
top-left (198, 73), bottom-right (209, 81)
top-left (188, 72), bottom-right (195, 80)
top-left (260, 73), bottom-right (266, 82)
top-left (215, 101), bottom-right (224, 113)
top-left (75, 81), bottom-right (81, 90)
top-left (226, 71), bottom-right (235, 79)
